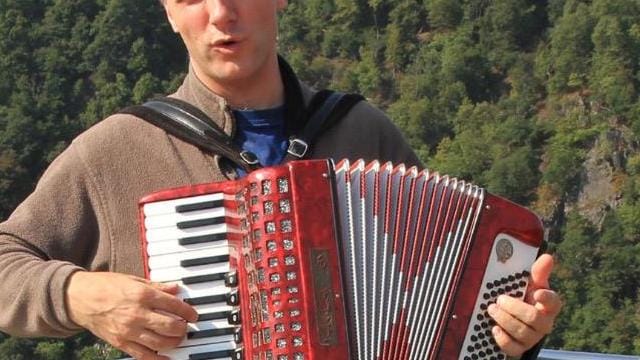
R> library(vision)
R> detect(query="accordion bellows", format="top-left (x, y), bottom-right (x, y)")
top-left (139, 159), bottom-right (543, 360)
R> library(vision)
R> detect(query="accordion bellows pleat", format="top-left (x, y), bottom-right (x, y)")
top-left (139, 159), bottom-right (544, 360)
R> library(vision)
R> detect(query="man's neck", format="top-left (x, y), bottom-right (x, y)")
top-left (192, 57), bottom-right (285, 110)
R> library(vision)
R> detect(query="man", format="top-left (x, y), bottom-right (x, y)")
top-left (0, 1), bottom-right (561, 359)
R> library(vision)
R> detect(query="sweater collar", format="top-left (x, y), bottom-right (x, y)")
top-left (173, 56), bottom-right (312, 137)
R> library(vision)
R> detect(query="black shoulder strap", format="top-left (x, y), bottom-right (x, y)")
top-left (119, 90), bottom-right (363, 171)
top-left (119, 97), bottom-right (260, 174)
top-left (284, 90), bottom-right (364, 161)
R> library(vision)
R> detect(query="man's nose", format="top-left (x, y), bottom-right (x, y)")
top-left (206, 0), bottom-right (238, 27)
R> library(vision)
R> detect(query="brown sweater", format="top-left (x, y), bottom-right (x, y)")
top-left (0, 67), bottom-right (419, 337)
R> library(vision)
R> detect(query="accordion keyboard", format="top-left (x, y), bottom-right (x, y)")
top-left (142, 193), bottom-right (243, 360)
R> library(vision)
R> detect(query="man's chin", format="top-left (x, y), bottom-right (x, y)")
top-left (192, 54), bottom-right (278, 93)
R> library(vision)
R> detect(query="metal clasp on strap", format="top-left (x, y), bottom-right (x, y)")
top-left (287, 137), bottom-right (309, 158)
top-left (239, 150), bottom-right (259, 166)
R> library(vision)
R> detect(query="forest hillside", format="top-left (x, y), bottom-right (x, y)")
top-left (0, 0), bottom-right (639, 358)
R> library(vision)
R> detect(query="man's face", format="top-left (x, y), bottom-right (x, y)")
top-left (163, 0), bottom-right (287, 91)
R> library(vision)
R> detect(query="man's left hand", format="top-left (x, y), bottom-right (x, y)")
top-left (487, 253), bottom-right (562, 357)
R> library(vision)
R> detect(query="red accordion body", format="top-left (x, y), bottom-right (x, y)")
top-left (139, 159), bottom-right (543, 360)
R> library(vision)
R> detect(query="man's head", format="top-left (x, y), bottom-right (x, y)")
top-left (161, 0), bottom-right (288, 104)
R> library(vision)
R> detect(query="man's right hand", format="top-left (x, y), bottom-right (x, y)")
top-left (66, 271), bottom-right (198, 360)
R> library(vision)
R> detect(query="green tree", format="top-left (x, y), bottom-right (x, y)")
top-left (426, 0), bottom-right (463, 29)
top-left (34, 341), bottom-right (66, 360)
top-left (384, 0), bottom-right (426, 73)
top-left (536, 2), bottom-right (595, 93)
top-left (589, 12), bottom-right (638, 112)
top-left (476, 0), bottom-right (545, 69)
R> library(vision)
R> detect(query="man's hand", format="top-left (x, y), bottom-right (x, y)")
top-left (487, 254), bottom-right (562, 357)
top-left (66, 271), bottom-right (198, 360)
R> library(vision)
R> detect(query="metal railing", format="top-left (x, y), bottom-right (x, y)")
top-left (121, 349), bottom-right (640, 360)
top-left (538, 349), bottom-right (640, 359)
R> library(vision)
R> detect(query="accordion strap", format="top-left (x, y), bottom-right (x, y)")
top-left (284, 90), bottom-right (364, 161)
top-left (120, 97), bottom-right (260, 174)
top-left (119, 90), bottom-right (363, 172)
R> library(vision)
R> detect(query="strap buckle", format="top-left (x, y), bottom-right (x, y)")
top-left (287, 138), bottom-right (309, 158)
top-left (239, 151), bottom-right (260, 166)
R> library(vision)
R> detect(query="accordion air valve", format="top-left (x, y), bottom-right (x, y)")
top-left (139, 159), bottom-right (543, 360)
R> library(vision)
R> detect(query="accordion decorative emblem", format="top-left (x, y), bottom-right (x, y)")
top-left (139, 159), bottom-right (544, 360)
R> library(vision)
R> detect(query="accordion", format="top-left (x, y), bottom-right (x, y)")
top-left (139, 159), bottom-right (543, 360)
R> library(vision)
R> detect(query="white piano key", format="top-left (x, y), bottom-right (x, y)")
top-left (145, 224), bottom-right (228, 243)
top-left (181, 320), bottom-right (239, 348)
top-left (148, 246), bottom-right (231, 270)
top-left (178, 280), bottom-right (230, 300)
top-left (159, 340), bottom-right (238, 360)
top-left (144, 207), bottom-right (226, 230)
top-left (188, 319), bottom-right (232, 332)
top-left (194, 302), bottom-right (234, 315)
top-left (149, 262), bottom-right (230, 283)
top-left (143, 193), bottom-right (224, 216)
top-left (146, 239), bottom-right (229, 257)
top-left (178, 320), bottom-right (240, 347)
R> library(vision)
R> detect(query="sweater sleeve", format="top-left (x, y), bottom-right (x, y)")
top-left (0, 144), bottom-right (101, 337)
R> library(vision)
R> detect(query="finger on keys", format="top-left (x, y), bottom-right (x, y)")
top-left (487, 300), bottom-right (542, 346)
top-left (129, 275), bottom-right (179, 296)
top-left (147, 311), bottom-right (189, 338)
top-left (491, 326), bottom-right (527, 357)
top-left (136, 329), bottom-right (183, 352)
top-left (150, 281), bottom-right (180, 295)
top-left (147, 291), bottom-right (198, 323)
top-left (526, 254), bottom-right (554, 302)
top-left (494, 296), bottom-right (548, 335)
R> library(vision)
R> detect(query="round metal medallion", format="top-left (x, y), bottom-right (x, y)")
top-left (496, 238), bottom-right (514, 263)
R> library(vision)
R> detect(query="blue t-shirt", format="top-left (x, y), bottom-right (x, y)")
top-left (232, 106), bottom-right (288, 177)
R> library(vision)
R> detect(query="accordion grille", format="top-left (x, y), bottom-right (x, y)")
top-left (334, 160), bottom-right (484, 359)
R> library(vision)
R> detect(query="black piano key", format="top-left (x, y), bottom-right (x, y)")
top-left (179, 233), bottom-right (227, 246)
top-left (228, 310), bottom-right (241, 325)
top-left (234, 328), bottom-right (242, 343)
top-left (182, 272), bottom-right (228, 284)
top-left (198, 311), bottom-right (231, 322)
top-left (227, 291), bottom-right (239, 306)
top-left (185, 294), bottom-right (229, 306)
top-left (178, 217), bottom-right (226, 229)
top-left (185, 291), bottom-right (239, 306)
top-left (190, 349), bottom-right (243, 360)
top-left (181, 255), bottom-right (230, 268)
top-left (176, 200), bottom-right (224, 213)
top-left (187, 327), bottom-right (236, 340)
top-left (225, 272), bottom-right (238, 287)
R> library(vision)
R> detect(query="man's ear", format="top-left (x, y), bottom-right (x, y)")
top-left (163, 3), bottom-right (180, 33)
top-left (277, 0), bottom-right (288, 11)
